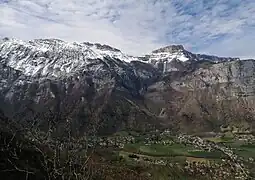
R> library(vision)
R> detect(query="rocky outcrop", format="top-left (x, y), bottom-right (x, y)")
top-left (145, 45), bottom-right (240, 73)
top-left (152, 45), bottom-right (185, 54)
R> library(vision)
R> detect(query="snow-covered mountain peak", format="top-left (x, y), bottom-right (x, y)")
top-left (0, 38), bottom-right (244, 77)
top-left (148, 45), bottom-right (191, 63)
top-left (83, 42), bottom-right (121, 52)
top-left (0, 38), bottom-right (134, 58)
top-left (152, 45), bottom-right (185, 54)
top-left (0, 38), bottom-right (140, 77)
top-left (147, 44), bottom-right (241, 73)
top-left (148, 44), bottom-right (241, 64)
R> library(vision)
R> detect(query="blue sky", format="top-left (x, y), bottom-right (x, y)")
top-left (0, 0), bottom-right (255, 58)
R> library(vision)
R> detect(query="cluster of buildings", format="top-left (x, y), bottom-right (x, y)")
top-left (88, 135), bottom-right (135, 148)
top-left (178, 134), bottom-right (250, 179)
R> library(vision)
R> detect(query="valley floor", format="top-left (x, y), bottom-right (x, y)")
top-left (90, 130), bottom-right (255, 180)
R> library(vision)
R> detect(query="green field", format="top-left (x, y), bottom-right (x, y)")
top-left (234, 144), bottom-right (255, 159)
top-left (204, 136), bottom-right (234, 143)
top-left (123, 142), bottom-right (226, 160)
top-left (96, 131), bottom-right (255, 180)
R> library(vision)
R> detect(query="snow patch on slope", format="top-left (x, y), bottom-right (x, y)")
top-left (0, 38), bottom-right (139, 77)
top-left (149, 52), bottom-right (189, 62)
top-left (90, 45), bottom-right (139, 63)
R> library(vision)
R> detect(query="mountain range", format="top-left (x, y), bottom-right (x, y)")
top-left (1, 38), bottom-right (255, 135)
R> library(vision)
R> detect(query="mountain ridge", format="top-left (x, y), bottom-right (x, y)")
top-left (0, 38), bottom-right (243, 76)
top-left (1, 37), bottom-right (255, 135)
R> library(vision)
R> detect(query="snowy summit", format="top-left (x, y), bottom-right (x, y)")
top-left (0, 38), bottom-right (240, 77)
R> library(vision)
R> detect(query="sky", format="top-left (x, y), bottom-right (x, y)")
top-left (0, 0), bottom-right (255, 58)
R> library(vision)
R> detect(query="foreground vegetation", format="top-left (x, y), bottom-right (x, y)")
top-left (1, 111), bottom-right (255, 180)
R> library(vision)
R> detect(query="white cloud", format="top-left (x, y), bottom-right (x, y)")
top-left (0, 0), bottom-right (255, 58)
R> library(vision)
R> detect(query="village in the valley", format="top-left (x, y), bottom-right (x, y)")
top-left (87, 126), bottom-right (255, 180)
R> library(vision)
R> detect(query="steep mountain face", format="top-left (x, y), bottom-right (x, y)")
top-left (0, 38), bottom-right (254, 134)
top-left (144, 60), bottom-right (255, 132)
top-left (0, 38), bottom-right (160, 134)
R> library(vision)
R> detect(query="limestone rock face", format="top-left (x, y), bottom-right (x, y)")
top-left (0, 38), bottom-right (254, 134)
top-left (144, 59), bottom-right (255, 132)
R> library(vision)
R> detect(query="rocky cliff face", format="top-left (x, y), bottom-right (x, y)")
top-left (0, 38), bottom-right (254, 134)
top-left (145, 59), bottom-right (255, 132)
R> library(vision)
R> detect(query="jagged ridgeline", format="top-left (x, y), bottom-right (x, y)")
top-left (0, 38), bottom-right (255, 135)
